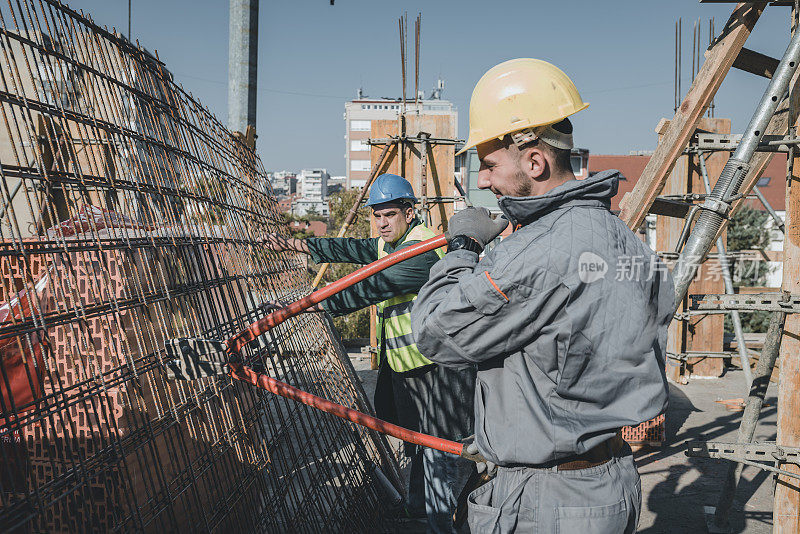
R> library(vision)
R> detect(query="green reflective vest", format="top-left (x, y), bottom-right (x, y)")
top-left (376, 223), bottom-right (445, 373)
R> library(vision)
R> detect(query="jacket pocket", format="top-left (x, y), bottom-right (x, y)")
top-left (467, 479), bottom-right (501, 534)
top-left (556, 498), bottom-right (628, 534)
top-left (467, 478), bottom-right (535, 534)
top-left (463, 271), bottom-right (509, 316)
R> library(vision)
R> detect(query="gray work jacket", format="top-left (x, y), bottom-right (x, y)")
top-left (411, 170), bottom-right (672, 466)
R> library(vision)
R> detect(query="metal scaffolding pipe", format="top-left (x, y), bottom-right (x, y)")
top-left (671, 27), bottom-right (800, 312)
top-left (227, 0), bottom-right (259, 133)
top-left (753, 185), bottom-right (786, 234)
top-left (698, 153), bottom-right (753, 388)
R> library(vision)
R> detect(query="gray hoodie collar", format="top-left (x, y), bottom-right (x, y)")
top-left (498, 170), bottom-right (620, 227)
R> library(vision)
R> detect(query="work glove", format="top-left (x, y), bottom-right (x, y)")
top-left (462, 435), bottom-right (497, 476)
top-left (446, 207), bottom-right (509, 252)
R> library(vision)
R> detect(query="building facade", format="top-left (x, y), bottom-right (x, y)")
top-left (268, 170), bottom-right (296, 196)
top-left (293, 168), bottom-right (330, 216)
top-left (344, 86), bottom-right (457, 189)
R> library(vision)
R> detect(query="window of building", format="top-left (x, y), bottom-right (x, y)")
top-left (350, 159), bottom-right (371, 172)
top-left (757, 176), bottom-right (771, 187)
top-left (350, 140), bottom-right (369, 151)
top-left (350, 120), bottom-right (371, 131)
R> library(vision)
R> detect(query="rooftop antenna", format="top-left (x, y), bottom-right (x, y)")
top-left (432, 78), bottom-right (444, 100)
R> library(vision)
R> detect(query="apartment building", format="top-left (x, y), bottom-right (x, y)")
top-left (293, 168), bottom-right (330, 216)
top-left (268, 170), bottom-right (296, 196)
top-left (344, 84), bottom-right (457, 189)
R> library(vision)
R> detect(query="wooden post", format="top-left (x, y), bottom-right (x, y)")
top-left (370, 115), bottom-right (455, 232)
top-left (774, 59), bottom-right (800, 534)
top-left (656, 118), bottom-right (728, 382)
top-left (685, 118), bottom-right (729, 378)
top-left (655, 119), bottom-right (688, 383)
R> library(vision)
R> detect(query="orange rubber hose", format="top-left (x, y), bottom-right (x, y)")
top-left (228, 234), bottom-right (447, 354)
top-left (222, 233), bottom-right (471, 458)
top-left (228, 362), bottom-right (464, 457)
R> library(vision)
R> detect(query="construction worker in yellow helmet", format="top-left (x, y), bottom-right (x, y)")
top-left (412, 58), bottom-right (672, 533)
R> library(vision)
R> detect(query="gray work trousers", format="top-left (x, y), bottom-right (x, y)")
top-left (467, 448), bottom-right (641, 533)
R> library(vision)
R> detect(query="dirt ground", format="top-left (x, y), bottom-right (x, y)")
top-left (349, 352), bottom-right (776, 533)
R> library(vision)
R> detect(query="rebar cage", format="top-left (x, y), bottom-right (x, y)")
top-left (0, 1), bottom-right (399, 531)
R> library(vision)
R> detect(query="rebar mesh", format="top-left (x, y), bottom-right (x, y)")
top-left (0, 1), bottom-right (399, 531)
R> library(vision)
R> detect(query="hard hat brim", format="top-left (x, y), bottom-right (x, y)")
top-left (456, 102), bottom-right (589, 156)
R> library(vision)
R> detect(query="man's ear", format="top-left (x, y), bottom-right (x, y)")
top-left (522, 146), bottom-right (548, 180)
top-left (405, 206), bottom-right (415, 223)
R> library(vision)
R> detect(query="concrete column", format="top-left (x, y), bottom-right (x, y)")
top-left (227, 0), bottom-right (258, 133)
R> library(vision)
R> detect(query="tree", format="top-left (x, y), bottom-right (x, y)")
top-left (724, 205), bottom-right (773, 333)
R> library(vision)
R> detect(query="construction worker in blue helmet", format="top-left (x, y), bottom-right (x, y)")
top-left (261, 173), bottom-right (476, 533)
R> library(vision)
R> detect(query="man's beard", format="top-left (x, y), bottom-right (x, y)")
top-left (510, 165), bottom-right (532, 197)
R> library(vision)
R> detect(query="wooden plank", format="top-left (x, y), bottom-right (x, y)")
top-left (619, 2), bottom-right (764, 229)
top-left (370, 115), bottom-right (456, 233)
top-left (660, 118), bottom-right (729, 382)
top-left (733, 47), bottom-right (780, 79)
top-left (774, 70), bottom-right (800, 534)
top-left (685, 118), bottom-right (730, 378)
top-left (734, 285), bottom-right (781, 294)
top-left (366, 114), bottom-right (456, 362)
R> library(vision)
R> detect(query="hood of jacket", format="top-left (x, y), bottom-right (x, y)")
top-left (498, 169), bottom-right (620, 227)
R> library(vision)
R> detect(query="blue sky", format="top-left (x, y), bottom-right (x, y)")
top-left (78, 1), bottom-right (791, 175)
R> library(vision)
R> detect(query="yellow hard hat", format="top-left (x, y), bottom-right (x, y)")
top-left (457, 58), bottom-right (589, 155)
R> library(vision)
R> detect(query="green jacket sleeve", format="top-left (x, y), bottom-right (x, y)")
top-left (306, 237), bottom-right (379, 265)
top-left (320, 240), bottom-right (441, 317)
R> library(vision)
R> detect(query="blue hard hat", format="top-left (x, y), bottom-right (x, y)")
top-left (366, 174), bottom-right (417, 207)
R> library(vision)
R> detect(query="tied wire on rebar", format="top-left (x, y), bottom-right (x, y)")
top-left (0, 1), bottom-right (399, 532)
